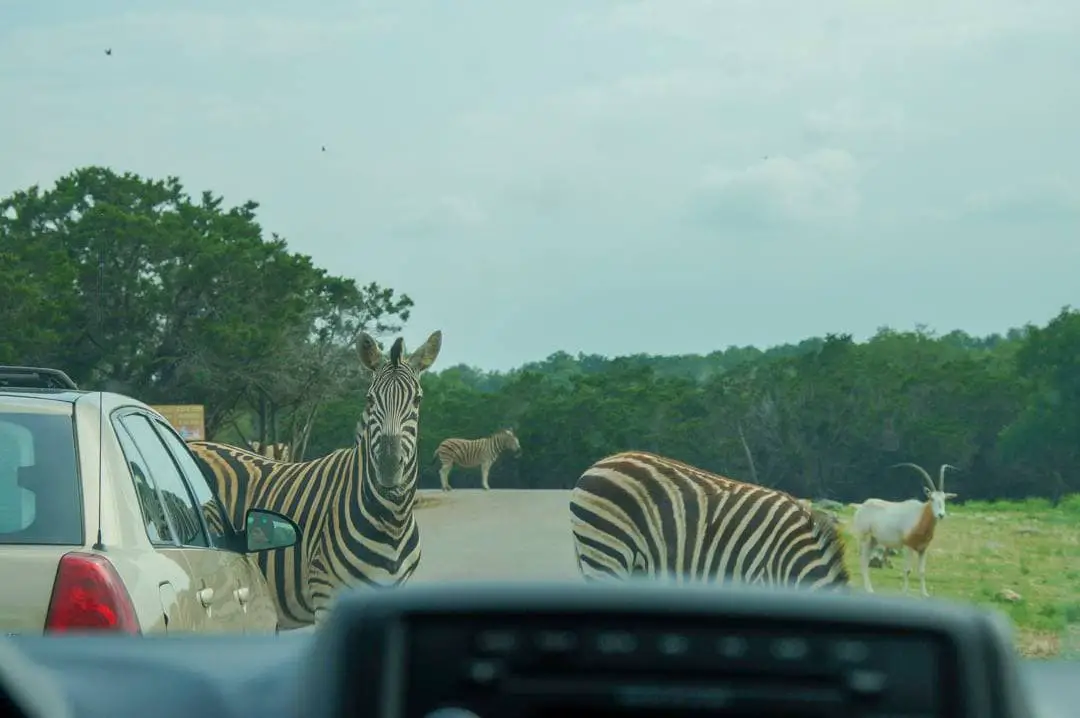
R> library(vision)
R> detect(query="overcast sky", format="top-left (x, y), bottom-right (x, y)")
top-left (4, 0), bottom-right (1079, 370)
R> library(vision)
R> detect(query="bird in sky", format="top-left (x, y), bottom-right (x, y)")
top-left (105, 48), bottom-right (112, 56)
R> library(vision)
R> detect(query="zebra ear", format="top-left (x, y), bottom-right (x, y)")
top-left (357, 332), bottom-right (384, 372)
top-left (407, 330), bottom-right (442, 374)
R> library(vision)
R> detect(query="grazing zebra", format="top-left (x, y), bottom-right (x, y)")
top-left (188, 330), bottom-right (442, 628)
top-left (569, 451), bottom-right (849, 590)
top-left (250, 441), bottom-right (291, 461)
top-left (433, 428), bottom-right (521, 491)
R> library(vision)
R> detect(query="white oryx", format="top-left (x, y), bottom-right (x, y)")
top-left (851, 462), bottom-right (959, 597)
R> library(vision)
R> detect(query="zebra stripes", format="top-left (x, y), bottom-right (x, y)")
top-left (434, 428), bottom-right (521, 491)
top-left (569, 451), bottom-right (849, 590)
top-left (188, 330), bottom-right (442, 628)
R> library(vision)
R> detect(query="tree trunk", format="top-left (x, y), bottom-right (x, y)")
top-left (737, 421), bottom-right (759, 485)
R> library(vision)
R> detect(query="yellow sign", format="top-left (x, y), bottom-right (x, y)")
top-left (152, 405), bottom-right (205, 441)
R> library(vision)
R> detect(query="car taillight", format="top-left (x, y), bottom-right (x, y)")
top-left (44, 552), bottom-right (140, 634)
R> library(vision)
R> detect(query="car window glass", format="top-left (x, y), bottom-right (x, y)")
top-left (114, 420), bottom-right (174, 545)
top-left (0, 421), bottom-right (35, 532)
top-left (150, 418), bottom-right (234, 549)
top-left (0, 411), bottom-right (82, 545)
top-left (119, 415), bottom-right (208, 548)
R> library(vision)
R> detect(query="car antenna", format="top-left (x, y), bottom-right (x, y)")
top-left (92, 248), bottom-right (105, 552)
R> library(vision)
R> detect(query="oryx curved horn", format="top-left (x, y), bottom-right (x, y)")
top-left (938, 463), bottom-right (960, 492)
top-left (891, 463), bottom-right (937, 492)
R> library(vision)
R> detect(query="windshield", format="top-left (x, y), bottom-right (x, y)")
top-left (2, 1), bottom-right (1077, 658)
top-left (0, 408), bottom-right (83, 545)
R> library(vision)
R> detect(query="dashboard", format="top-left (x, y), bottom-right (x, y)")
top-left (0, 582), bottom-right (1074, 718)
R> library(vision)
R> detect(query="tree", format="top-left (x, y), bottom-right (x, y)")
top-left (9, 166), bottom-right (1078, 505)
top-left (1, 166), bottom-right (412, 439)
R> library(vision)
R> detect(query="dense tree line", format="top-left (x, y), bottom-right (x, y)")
top-left (1, 166), bottom-right (412, 453)
top-left (4, 168), bottom-right (1078, 504)
top-left (312, 315), bottom-right (1079, 503)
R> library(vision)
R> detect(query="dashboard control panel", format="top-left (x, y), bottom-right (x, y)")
top-left (302, 582), bottom-right (1032, 718)
top-left (405, 615), bottom-right (951, 717)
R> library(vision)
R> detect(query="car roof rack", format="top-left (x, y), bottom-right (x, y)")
top-left (0, 366), bottom-right (80, 390)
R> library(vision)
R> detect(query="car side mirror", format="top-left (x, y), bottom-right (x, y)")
top-left (244, 508), bottom-right (299, 553)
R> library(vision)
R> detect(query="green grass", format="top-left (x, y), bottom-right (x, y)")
top-left (837, 494), bottom-right (1080, 658)
top-left (412, 489), bottom-right (1079, 657)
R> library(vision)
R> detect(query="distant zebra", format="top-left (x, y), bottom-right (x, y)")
top-left (569, 451), bottom-right (849, 590)
top-left (250, 441), bottom-right (291, 461)
top-left (188, 330), bottom-right (442, 628)
top-left (433, 428), bottom-right (521, 491)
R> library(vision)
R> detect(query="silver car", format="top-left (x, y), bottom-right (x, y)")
top-left (0, 366), bottom-right (299, 635)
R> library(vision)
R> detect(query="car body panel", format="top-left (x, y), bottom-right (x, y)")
top-left (147, 418), bottom-right (280, 633)
top-left (0, 396), bottom-right (82, 634)
top-left (0, 546), bottom-right (72, 634)
top-left (0, 388), bottom-right (287, 635)
top-left (111, 408), bottom-right (271, 634)
top-left (233, 553), bottom-right (280, 631)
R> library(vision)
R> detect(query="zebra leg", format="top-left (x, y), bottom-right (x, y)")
top-left (439, 463), bottom-right (453, 492)
top-left (480, 461), bottom-right (492, 490)
top-left (858, 536), bottom-right (875, 593)
top-left (310, 578), bottom-right (332, 625)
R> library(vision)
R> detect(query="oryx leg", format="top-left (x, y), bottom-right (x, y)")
top-left (858, 535), bottom-right (875, 593)
top-left (917, 550), bottom-right (930, 597)
top-left (902, 547), bottom-right (915, 594)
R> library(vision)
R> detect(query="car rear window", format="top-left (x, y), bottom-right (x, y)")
top-left (0, 410), bottom-right (83, 545)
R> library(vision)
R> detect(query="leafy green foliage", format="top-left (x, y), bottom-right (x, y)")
top-left (1, 167), bottom-right (411, 442)
top-left (310, 318), bottom-right (1079, 503)
top-left (5, 167), bottom-right (1078, 504)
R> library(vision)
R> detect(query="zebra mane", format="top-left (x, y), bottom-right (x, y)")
top-left (389, 337), bottom-right (405, 366)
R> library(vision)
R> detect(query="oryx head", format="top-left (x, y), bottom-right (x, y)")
top-left (892, 462), bottom-right (959, 519)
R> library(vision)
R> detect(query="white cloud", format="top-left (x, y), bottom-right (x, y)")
top-left (390, 195), bottom-right (489, 238)
top-left (3, 0), bottom-right (1079, 369)
top-left (4, 8), bottom-right (393, 65)
top-left (575, 0), bottom-right (1080, 106)
top-left (559, 71), bottom-right (716, 110)
top-left (960, 179), bottom-right (1080, 222)
top-left (695, 149), bottom-right (862, 226)
top-left (607, 0), bottom-right (1074, 54)
top-left (803, 99), bottom-right (908, 142)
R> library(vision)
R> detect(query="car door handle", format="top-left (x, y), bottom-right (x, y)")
top-left (197, 587), bottom-right (215, 607)
top-left (234, 586), bottom-right (251, 604)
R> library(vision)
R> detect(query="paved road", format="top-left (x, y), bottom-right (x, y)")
top-left (411, 489), bottom-right (581, 582)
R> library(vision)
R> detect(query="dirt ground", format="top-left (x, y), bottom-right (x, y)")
top-left (411, 489), bottom-right (580, 582)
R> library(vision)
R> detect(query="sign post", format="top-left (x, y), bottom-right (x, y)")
top-left (152, 405), bottom-right (206, 441)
